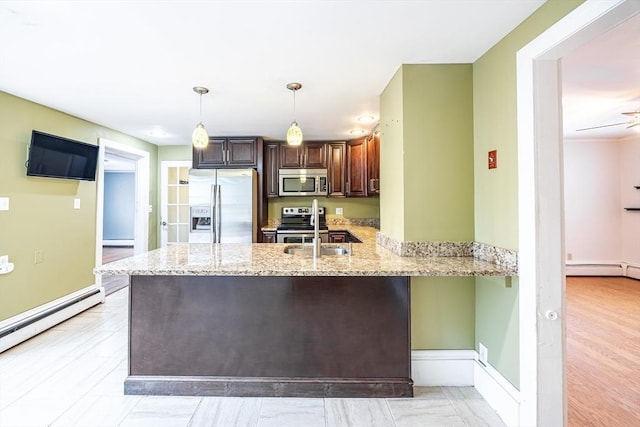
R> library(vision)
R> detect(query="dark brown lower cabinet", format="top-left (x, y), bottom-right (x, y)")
top-left (125, 275), bottom-right (412, 398)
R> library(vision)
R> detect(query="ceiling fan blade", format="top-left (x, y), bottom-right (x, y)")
top-left (576, 122), bottom-right (628, 131)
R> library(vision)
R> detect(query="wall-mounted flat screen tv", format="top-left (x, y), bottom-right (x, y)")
top-left (26, 130), bottom-right (99, 181)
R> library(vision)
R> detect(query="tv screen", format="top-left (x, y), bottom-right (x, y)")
top-left (26, 131), bottom-right (99, 181)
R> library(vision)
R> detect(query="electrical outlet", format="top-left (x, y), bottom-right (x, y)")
top-left (74, 198), bottom-right (81, 209)
top-left (0, 197), bottom-right (9, 211)
top-left (479, 342), bottom-right (488, 366)
top-left (336, 207), bottom-right (344, 215)
top-left (567, 253), bottom-right (573, 261)
top-left (34, 250), bottom-right (44, 264)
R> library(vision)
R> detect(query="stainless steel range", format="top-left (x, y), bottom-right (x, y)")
top-left (276, 206), bottom-right (329, 244)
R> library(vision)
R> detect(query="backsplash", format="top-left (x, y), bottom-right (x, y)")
top-left (376, 232), bottom-right (518, 271)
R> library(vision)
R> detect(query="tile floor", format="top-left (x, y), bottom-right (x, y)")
top-left (0, 288), bottom-right (506, 427)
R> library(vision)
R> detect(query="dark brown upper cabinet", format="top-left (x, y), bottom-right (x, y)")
top-left (346, 138), bottom-right (368, 197)
top-left (193, 137), bottom-right (260, 169)
top-left (264, 142), bottom-right (280, 198)
top-left (366, 134), bottom-right (380, 196)
top-left (327, 142), bottom-right (346, 197)
top-left (279, 143), bottom-right (327, 169)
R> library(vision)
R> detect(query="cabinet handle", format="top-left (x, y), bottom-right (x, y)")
top-left (369, 179), bottom-right (375, 193)
top-left (347, 181), bottom-right (350, 194)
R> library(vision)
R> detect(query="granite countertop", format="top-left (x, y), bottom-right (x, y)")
top-left (95, 225), bottom-right (516, 277)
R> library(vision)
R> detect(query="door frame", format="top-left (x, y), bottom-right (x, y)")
top-left (516, 0), bottom-right (636, 425)
top-left (95, 139), bottom-right (150, 285)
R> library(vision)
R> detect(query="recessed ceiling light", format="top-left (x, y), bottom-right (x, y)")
top-left (357, 115), bottom-right (375, 123)
top-left (147, 127), bottom-right (169, 138)
top-left (350, 129), bottom-right (365, 135)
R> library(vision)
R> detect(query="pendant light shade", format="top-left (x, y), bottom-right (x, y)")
top-left (192, 122), bottom-right (208, 148)
top-left (287, 121), bottom-right (303, 146)
top-left (286, 83), bottom-right (303, 146)
top-left (192, 86), bottom-right (209, 148)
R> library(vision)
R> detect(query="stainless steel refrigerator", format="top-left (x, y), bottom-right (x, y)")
top-left (188, 169), bottom-right (257, 243)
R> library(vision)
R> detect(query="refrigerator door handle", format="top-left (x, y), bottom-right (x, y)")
top-left (214, 184), bottom-right (217, 243)
top-left (215, 184), bottom-right (222, 243)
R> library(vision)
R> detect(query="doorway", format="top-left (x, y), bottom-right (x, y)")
top-left (159, 160), bottom-right (191, 247)
top-left (95, 138), bottom-right (150, 294)
top-left (516, 0), bottom-right (638, 425)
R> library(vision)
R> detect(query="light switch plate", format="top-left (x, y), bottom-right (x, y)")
top-left (74, 198), bottom-right (81, 209)
top-left (0, 197), bottom-right (9, 211)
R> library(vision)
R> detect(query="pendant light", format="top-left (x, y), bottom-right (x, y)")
top-left (286, 82), bottom-right (303, 146)
top-left (192, 86), bottom-right (210, 148)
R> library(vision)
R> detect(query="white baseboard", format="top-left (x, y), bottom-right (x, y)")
top-left (0, 285), bottom-right (105, 353)
top-left (103, 240), bottom-right (134, 247)
top-left (412, 350), bottom-right (520, 426)
top-left (623, 263), bottom-right (640, 280)
top-left (411, 350), bottom-right (476, 386)
top-left (473, 360), bottom-right (520, 427)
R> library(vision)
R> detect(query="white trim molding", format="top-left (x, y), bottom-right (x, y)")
top-left (411, 350), bottom-right (520, 426)
top-left (0, 285), bottom-right (105, 353)
top-left (474, 360), bottom-right (521, 427)
top-left (411, 350), bottom-right (476, 386)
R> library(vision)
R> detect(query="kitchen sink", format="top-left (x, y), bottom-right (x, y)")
top-left (283, 245), bottom-right (349, 256)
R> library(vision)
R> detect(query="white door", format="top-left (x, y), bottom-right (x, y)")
top-left (160, 161), bottom-right (191, 247)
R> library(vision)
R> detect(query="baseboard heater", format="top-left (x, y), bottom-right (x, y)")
top-left (566, 262), bottom-right (639, 279)
top-left (0, 285), bottom-right (104, 353)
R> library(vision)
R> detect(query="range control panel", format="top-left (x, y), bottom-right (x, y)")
top-left (282, 207), bottom-right (325, 216)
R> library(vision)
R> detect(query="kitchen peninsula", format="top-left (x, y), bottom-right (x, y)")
top-left (95, 226), bottom-right (515, 398)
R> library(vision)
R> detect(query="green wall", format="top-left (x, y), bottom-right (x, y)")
top-left (0, 91), bottom-right (158, 321)
top-left (472, 0), bottom-right (585, 388)
top-left (403, 65), bottom-right (474, 242)
top-left (379, 68), bottom-right (405, 241)
top-left (380, 64), bottom-right (475, 350)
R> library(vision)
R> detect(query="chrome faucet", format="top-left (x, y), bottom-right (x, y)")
top-left (311, 198), bottom-right (321, 259)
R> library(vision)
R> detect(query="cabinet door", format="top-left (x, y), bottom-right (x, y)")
top-left (193, 138), bottom-right (226, 168)
top-left (303, 143), bottom-right (327, 168)
top-left (329, 232), bottom-right (348, 243)
top-left (227, 138), bottom-right (257, 167)
top-left (346, 138), bottom-right (367, 197)
top-left (327, 142), bottom-right (346, 197)
top-left (264, 143), bottom-right (280, 198)
top-left (261, 231), bottom-right (277, 243)
top-left (366, 134), bottom-right (380, 195)
top-left (280, 145), bottom-right (303, 168)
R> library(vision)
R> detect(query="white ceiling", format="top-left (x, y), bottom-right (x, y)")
top-left (1, 1), bottom-right (636, 146)
top-left (562, 12), bottom-right (640, 140)
top-left (0, 0), bottom-right (547, 145)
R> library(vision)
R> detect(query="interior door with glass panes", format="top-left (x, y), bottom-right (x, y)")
top-left (160, 161), bottom-right (191, 246)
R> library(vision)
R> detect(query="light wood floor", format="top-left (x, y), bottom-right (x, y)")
top-left (566, 276), bottom-right (640, 426)
top-left (0, 288), bottom-right (506, 427)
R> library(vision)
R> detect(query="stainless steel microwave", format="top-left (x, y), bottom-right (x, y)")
top-left (278, 169), bottom-right (328, 197)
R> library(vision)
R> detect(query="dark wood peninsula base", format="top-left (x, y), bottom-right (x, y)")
top-left (125, 275), bottom-right (413, 398)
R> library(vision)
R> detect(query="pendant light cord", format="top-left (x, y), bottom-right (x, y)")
top-left (292, 89), bottom-right (296, 122)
